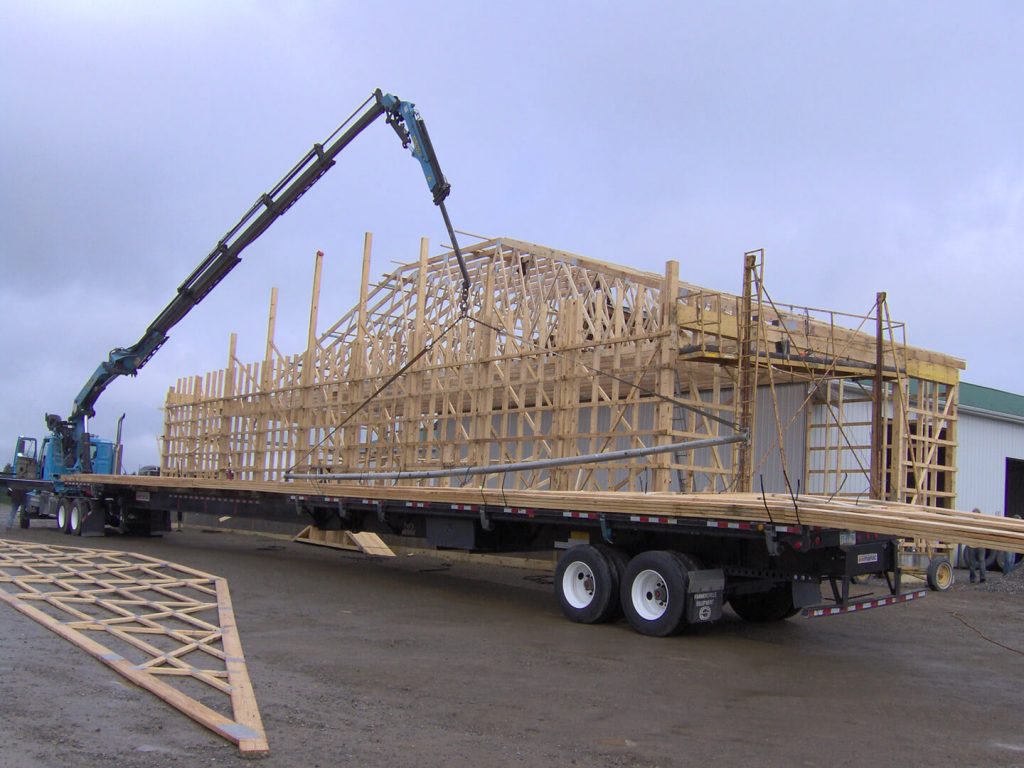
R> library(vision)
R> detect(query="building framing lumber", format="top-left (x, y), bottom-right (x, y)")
top-left (160, 234), bottom-right (966, 534)
top-left (0, 539), bottom-right (268, 755)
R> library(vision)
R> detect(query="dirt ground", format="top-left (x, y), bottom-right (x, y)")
top-left (1, 509), bottom-right (1023, 768)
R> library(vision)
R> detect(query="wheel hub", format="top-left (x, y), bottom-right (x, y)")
top-left (632, 569), bottom-right (670, 620)
top-left (562, 561), bottom-right (597, 609)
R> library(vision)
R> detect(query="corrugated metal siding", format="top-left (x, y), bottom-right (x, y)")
top-left (957, 412), bottom-right (1024, 513)
top-left (753, 384), bottom-right (807, 493)
top-left (806, 399), bottom-right (872, 496)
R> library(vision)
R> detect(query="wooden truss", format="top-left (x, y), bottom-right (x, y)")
top-left (0, 539), bottom-right (267, 755)
top-left (160, 235), bottom-right (964, 507)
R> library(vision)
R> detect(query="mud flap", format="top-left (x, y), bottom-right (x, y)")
top-left (82, 503), bottom-right (106, 537)
top-left (686, 569), bottom-right (725, 624)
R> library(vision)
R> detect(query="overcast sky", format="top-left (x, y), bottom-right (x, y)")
top-left (1, 1), bottom-right (1021, 471)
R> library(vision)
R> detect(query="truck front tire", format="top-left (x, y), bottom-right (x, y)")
top-left (555, 544), bottom-right (620, 624)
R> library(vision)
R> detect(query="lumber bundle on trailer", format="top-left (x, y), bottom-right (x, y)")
top-left (71, 473), bottom-right (1024, 555)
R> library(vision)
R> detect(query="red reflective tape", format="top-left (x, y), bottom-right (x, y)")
top-left (805, 590), bottom-right (926, 618)
top-left (505, 507), bottom-right (536, 517)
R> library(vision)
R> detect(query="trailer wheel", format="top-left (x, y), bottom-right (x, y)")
top-left (925, 557), bottom-right (954, 591)
top-left (68, 500), bottom-right (87, 537)
top-left (729, 583), bottom-right (798, 622)
top-left (56, 498), bottom-right (72, 534)
top-left (621, 550), bottom-right (689, 637)
top-left (593, 544), bottom-right (630, 618)
top-left (555, 545), bottom-right (620, 624)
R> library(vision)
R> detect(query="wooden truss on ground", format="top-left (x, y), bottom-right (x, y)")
top-left (0, 539), bottom-right (267, 755)
top-left (161, 235), bottom-right (964, 510)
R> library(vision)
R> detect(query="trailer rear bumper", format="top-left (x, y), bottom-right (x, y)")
top-left (802, 588), bottom-right (927, 618)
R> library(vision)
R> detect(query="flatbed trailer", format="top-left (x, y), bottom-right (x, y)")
top-left (4, 472), bottom-right (930, 637)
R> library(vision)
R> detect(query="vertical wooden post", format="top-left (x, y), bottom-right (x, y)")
top-left (306, 251), bottom-right (324, 358)
top-left (345, 233), bottom-right (373, 473)
top-left (254, 288), bottom-right (278, 481)
top-left (552, 298), bottom-right (582, 491)
top-left (218, 333), bottom-right (238, 479)
top-left (653, 259), bottom-right (679, 492)
top-left (470, 261), bottom-right (497, 471)
top-left (869, 291), bottom-right (886, 499)
top-left (403, 238), bottom-right (430, 476)
top-left (295, 252), bottom-right (324, 471)
top-left (735, 252), bottom-right (758, 493)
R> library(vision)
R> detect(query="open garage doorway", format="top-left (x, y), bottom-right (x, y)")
top-left (1006, 458), bottom-right (1024, 518)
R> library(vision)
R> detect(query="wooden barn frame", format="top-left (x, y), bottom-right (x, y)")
top-left (160, 235), bottom-right (964, 507)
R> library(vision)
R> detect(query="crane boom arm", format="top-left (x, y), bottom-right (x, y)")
top-left (64, 89), bottom-right (467, 433)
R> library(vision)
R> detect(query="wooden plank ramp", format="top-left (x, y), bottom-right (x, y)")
top-left (0, 539), bottom-right (268, 756)
top-left (293, 525), bottom-right (395, 556)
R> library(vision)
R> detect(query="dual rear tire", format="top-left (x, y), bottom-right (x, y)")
top-left (555, 543), bottom-right (627, 624)
top-left (555, 546), bottom-right (701, 637)
top-left (55, 498), bottom-right (88, 536)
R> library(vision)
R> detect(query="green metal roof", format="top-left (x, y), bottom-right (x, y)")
top-left (960, 382), bottom-right (1024, 418)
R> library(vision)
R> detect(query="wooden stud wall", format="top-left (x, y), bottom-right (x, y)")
top-left (160, 236), bottom-right (964, 503)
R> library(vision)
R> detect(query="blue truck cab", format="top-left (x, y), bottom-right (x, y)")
top-left (9, 433), bottom-right (116, 521)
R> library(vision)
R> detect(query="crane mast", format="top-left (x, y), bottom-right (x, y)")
top-left (46, 89), bottom-right (469, 472)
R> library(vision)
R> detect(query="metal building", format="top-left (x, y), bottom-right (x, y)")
top-left (957, 382), bottom-right (1024, 518)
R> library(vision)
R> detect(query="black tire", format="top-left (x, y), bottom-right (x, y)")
top-left (673, 552), bottom-right (704, 572)
top-left (593, 544), bottom-right (630, 618)
top-left (68, 500), bottom-right (87, 536)
top-left (620, 550), bottom-right (690, 637)
top-left (925, 557), bottom-right (954, 591)
top-left (729, 582), bottom-right (798, 622)
top-left (555, 544), bottom-right (620, 624)
top-left (595, 543), bottom-right (629, 580)
top-left (56, 498), bottom-right (72, 534)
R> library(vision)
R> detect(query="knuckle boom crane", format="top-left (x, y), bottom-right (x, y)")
top-left (40, 89), bottom-right (470, 477)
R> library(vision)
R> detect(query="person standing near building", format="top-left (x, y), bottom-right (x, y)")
top-left (966, 507), bottom-right (988, 583)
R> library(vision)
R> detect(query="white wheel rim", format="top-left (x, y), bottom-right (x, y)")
top-left (57, 505), bottom-right (67, 528)
top-left (632, 569), bottom-right (670, 621)
top-left (562, 561), bottom-right (596, 609)
top-left (71, 505), bottom-right (81, 530)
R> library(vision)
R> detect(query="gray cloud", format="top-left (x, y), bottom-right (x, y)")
top-left (2, 1), bottom-right (1021, 469)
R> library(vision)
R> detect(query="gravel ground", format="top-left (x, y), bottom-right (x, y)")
top-left (2, 504), bottom-right (1023, 768)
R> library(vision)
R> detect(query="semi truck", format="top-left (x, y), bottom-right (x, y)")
top-left (4, 88), bottom-right (928, 637)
